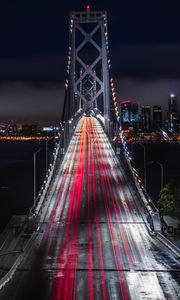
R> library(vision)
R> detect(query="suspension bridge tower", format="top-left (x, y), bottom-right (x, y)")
top-left (64, 5), bottom-right (112, 134)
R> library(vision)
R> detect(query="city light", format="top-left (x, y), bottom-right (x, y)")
top-left (170, 93), bottom-right (175, 98)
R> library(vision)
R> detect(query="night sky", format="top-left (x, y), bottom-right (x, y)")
top-left (0, 1), bottom-right (180, 124)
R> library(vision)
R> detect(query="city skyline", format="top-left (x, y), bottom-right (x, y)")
top-left (0, 94), bottom-right (178, 130)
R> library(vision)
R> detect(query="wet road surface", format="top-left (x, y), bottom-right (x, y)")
top-left (0, 116), bottom-right (180, 299)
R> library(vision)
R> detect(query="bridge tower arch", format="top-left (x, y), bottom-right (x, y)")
top-left (64, 7), bottom-right (111, 134)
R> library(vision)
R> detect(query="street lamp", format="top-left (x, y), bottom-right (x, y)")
top-left (45, 138), bottom-right (52, 173)
top-left (138, 143), bottom-right (146, 190)
top-left (34, 148), bottom-right (42, 204)
top-left (45, 136), bottom-right (56, 173)
top-left (45, 140), bottom-right (48, 173)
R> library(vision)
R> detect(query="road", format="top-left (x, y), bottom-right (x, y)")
top-left (0, 116), bottom-right (179, 299)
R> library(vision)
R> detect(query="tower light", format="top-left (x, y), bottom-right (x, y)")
top-left (86, 4), bottom-right (90, 11)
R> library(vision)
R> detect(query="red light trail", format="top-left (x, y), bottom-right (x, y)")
top-left (29, 116), bottom-right (180, 300)
top-left (86, 5), bottom-right (91, 11)
top-left (51, 118), bottom-right (87, 299)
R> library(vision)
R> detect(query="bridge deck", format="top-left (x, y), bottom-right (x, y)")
top-left (0, 116), bottom-right (179, 299)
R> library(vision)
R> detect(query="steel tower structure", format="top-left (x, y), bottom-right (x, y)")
top-left (63, 7), bottom-right (111, 134)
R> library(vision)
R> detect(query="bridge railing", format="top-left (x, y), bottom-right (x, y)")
top-left (0, 119), bottom-right (78, 290)
top-left (114, 131), bottom-right (180, 258)
top-left (28, 137), bottom-right (61, 219)
top-left (119, 131), bottom-right (162, 233)
top-left (156, 232), bottom-right (180, 258)
top-left (0, 232), bottom-right (37, 291)
top-left (28, 114), bottom-right (79, 222)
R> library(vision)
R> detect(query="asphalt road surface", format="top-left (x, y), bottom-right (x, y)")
top-left (0, 116), bottom-right (179, 299)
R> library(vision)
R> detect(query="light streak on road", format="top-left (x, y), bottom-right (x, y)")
top-left (45, 116), bottom-right (179, 299)
top-left (87, 119), bottom-right (94, 300)
top-left (1, 116), bottom-right (179, 300)
top-left (89, 118), bottom-right (108, 300)
top-left (51, 118), bottom-right (87, 300)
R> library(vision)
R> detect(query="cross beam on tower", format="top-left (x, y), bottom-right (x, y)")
top-left (65, 8), bottom-right (111, 134)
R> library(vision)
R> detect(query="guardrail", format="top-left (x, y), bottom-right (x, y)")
top-left (156, 232), bottom-right (180, 258)
top-left (28, 139), bottom-right (60, 218)
top-left (34, 142), bottom-right (60, 216)
top-left (119, 132), bottom-right (180, 257)
top-left (0, 116), bottom-right (78, 291)
top-left (120, 132), bottom-right (161, 232)
top-left (0, 232), bottom-right (37, 291)
top-left (29, 115), bottom-right (79, 221)
top-left (0, 135), bottom-right (64, 291)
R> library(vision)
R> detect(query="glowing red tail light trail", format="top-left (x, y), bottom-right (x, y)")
top-left (32, 116), bottom-right (180, 300)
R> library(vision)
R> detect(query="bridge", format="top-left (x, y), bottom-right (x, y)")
top-left (0, 7), bottom-right (180, 300)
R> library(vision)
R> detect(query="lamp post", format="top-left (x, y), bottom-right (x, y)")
top-left (34, 148), bottom-right (42, 204)
top-left (45, 139), bottom-right (51, 173)
top-left (138, 143), bottom-right (146, 190)
top-left (45, 137), bottom-right (55, 173)
top-left (45, 140), bottom-right (48, 173)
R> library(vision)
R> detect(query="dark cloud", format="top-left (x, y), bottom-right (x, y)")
top-left (114, 77), bottom-right (180, 114)
top-left (0, 55), bottom-right (66, 82)
top-left (0, 81), bottom-right (64, 124)
top-left (0, 76), bottom-right (179, 125)
top-left (111, 43), bottom-right (180, 79)
top-left (0, 43), bottom-right (180, 82)
top-left (0, 42), bottom-right (180, 124)
top-left (0, 2), bottom-right (180, 124)
top-left (0, 2), bottom-right (180, 59)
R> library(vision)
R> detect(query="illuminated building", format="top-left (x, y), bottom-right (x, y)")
top-left (168, 93), bottom-right (177, 113)
top-left (130, 103), bottom-right (139, 122)
top-left (167, 94), bottom-right (179, 133)
top-left (167, 113), bottom-right (180, 133)
top-left (130, 103), bottom-right (141, 131)
top-left (141, 105), bottom-right (151, 132)
top-left (153, 105), bottom-right (162, 131)
top-left (121, 100), bottom-right (131, 130)
top-left (121, 100), bottom-right (140, 131)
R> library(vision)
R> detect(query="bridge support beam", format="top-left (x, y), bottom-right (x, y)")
top-left (64, 9), bottom-right (111, 135)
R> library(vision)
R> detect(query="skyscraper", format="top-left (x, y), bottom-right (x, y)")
top-left (121, 100), bottom-right (140, 131)
top-left (130, 103), bottom-right (139, 123)
top-left (168, 93), bottom-right (177, 113)
top-left (121, 100), bottom-right (131, 130)
top-left (141, 106), bottom-right (151, 132)
top-left (153, 105), bottom-right (162, 131)
top-left (167, 94), bottom-right (178, 133)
